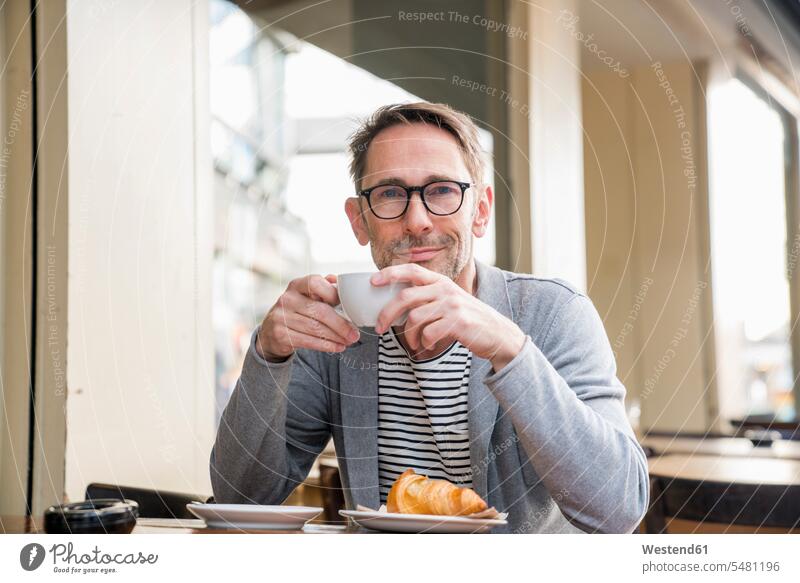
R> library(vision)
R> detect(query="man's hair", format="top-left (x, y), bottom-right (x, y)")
top-left (347, 101), bottom-right (485, 192)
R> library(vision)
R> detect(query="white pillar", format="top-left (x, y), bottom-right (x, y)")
top-left (529, 0), bottom-right (587, 290)
top-left (65, 0), bottom-right (214, 500)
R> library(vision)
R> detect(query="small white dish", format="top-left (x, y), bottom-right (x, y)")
top-left (339, 509), bottom-right (507, 534)
top-left (186, 503), bottom-right (323, 530)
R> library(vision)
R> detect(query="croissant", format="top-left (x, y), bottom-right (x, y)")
top-left (386, 469), bottom-right (488, 516)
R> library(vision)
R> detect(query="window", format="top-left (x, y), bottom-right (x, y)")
top-left (708, 77), bottom-right (796, 423)
top-left (209, 2), bottom-right (495, 425)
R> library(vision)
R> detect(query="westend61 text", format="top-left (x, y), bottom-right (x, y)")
top-left (642, 544), bottom-right (708, 555)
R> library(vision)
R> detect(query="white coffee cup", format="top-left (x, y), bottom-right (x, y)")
top-left (335, 272), bottom-right (411, 328)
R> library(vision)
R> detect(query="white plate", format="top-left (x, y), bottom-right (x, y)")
top-left (186, 503), bottom-right (323, 530)
top-left (339, 509), bottom-right (507, 533)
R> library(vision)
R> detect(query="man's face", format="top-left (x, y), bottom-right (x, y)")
top-left (345, 122), bottom-right (492, 281)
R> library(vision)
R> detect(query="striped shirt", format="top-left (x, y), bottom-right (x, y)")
top-left (377, 328), bottom-right (473, 504)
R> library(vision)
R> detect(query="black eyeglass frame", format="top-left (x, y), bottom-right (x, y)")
top-left (358, 180), bottom-right (471, 219)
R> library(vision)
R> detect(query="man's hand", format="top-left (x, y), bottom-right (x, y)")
top-left (256, 274), bottom-right (361, 362)
top-left (372, 264), bottom-right (526, 372)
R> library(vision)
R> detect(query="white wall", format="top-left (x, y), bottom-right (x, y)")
top-left (65, 0), bottom-right (214, 500)
top-left (582, 62), bottom-right (717, 433)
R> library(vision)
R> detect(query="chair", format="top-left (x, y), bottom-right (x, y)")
top-left (318, 462), bottom-right (346, 522)
top-left (85, 483), bottom-right (210, 519)
top-left (730, 417), bottom-right (800, 441)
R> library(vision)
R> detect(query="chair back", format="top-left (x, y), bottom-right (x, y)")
top-left (85, 482), bottom-right (208, 519)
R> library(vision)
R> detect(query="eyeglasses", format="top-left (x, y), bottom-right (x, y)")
top-left (359, 180), bottom-right (470, 220)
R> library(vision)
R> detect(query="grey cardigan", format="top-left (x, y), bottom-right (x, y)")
top-left (210, 260), bottom-right (650, 533)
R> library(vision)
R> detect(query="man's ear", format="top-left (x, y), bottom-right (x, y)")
top-left (345, 196), bottom-right (371, 246)
top-left (471, 184), bottom-right (493, 238)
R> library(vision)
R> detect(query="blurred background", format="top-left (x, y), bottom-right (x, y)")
top-left (3, 0), bottom-right (800, 532)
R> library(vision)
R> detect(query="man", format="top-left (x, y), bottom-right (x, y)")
top-left (210, 102), bottom-right (649, 533)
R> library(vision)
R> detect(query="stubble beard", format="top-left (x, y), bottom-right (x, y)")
top-left (363, 197), bottom-right (477, 282)
top-left (371, 232), bottom-right (472, 282)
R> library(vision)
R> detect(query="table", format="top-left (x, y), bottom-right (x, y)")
top-left (648, 453), bottom-right (800, 485)
top-left (0, 515), bottom-right (358, 534)
top-left (641, 435), bottom-right (800, 461)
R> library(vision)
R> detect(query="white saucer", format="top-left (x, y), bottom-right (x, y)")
top-left (339, 509), bottom-right (507, 533)
top-left (186, 503), bottom-right (323, 530)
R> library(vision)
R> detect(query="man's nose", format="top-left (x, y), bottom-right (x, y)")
top-left (403, 192), bottom-right (433, 235)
